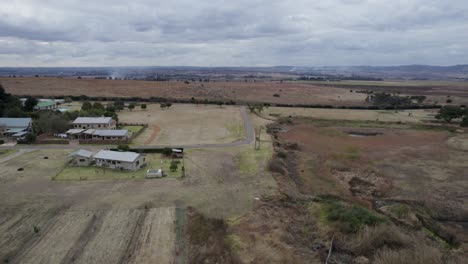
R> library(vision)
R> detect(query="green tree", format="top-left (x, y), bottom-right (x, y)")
top-left (92, 102), bottom-right (105, 111)
top-left (170, 162), bottom-right (178, 172)
top-left (141, 103), bottom-right (147, 110)
top-left (435, 106), bottom-right (464, 123)
top-left (128, 103), bottom-right (135, 111)
top-left (81, 102), bottom-right (92, 111)
top-left (24, 97), bottom-right (38, 112)
top-left (461, 114), bottom-right (468, 127)
top-left (117, 144), bottom-right (130, 151)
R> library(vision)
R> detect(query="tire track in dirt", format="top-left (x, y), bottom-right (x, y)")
top-left (145, 125), bottom-right (161, 145)
top-left (60, 211), bottom-right (106, 264)
top-left (118, 208), bottom-right (149, 264)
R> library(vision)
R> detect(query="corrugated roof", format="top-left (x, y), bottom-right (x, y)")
top-left (12, 131), bottom-right (28, 137)
top-left (6, 128), bottom-right (27, 133)
top-left (68, 149), bottom-right (94, 158)
top-left (72, 117), bottom-right (113, 124)
top-left (35, 101), bottom-right (56, 108)
top-left (0, 118), bottom-right (32, 128)
top-left (93, 130), bottom-right (128, 137)
top-left (66, 129), bottom-right (85, 134)
top-left (94, 150), bottom-right (141, 163)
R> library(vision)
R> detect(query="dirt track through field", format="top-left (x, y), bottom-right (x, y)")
top-left (6, 207), bottom-right (176, 264)
top-left (144, 125), bottom-right (161, 145)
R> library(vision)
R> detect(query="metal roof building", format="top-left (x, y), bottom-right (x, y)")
top-left (73, 117), bottom-right (113, 124)
top-left (0, 118), bottom-right (32, 128)
top-left (94, 150), bottom-right (141, 163)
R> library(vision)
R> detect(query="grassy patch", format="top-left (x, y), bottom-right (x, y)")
top-left (299, 117), bottom-right (456, 131)
top-left (122, 125), bottom-right (144, 134)
top-left (235, 142), bottom-right (273, 176)
top-left (332, 146), bottom-right (361, 162)
top-left (0, 149), bottom-right (15, 158)
top-left (225, 123), bottom-right (245, 139)
top-left (54, 154), bottom-right (182, 181)
top-left (321, 201), bottom-right (383, 233)
top-left (388, 204), bottom-right (411, 219)
top-left (225, 234), bottom-right (243, 252)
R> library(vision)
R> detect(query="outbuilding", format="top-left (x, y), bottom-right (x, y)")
top-left (68, 149), bottom-right (95, 166)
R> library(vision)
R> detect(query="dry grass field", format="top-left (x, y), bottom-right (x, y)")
top-left (276, 119), bottom-right (468, 251)
top-left (0, 110), bottom-right (276, 263)
top-left (119, 104), bottom-right (245, 146)
top-left (1, 77), bottom-right (366, 105)
top-left (264, 107), bottom-right (438, 123)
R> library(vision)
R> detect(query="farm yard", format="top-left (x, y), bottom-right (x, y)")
top-left (55, 152), bottom-right (182, 181)
top-left (119, 104), bottom-right (246, 146)
top-left (0, 110), bottom-right (276, 263)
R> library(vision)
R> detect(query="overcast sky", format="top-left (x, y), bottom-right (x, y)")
top-left (0, 0), bottom-right (467, 67)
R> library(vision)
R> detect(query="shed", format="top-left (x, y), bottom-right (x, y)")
top-left (68, 149), bottom-right (95, 166)
top-left (146, 168), bottom-right (164, 178)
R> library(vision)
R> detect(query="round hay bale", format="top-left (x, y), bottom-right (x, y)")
top-left (44, 156), bottom-right (49, 159)
top-left (17, 168), bottom-right (24, 171)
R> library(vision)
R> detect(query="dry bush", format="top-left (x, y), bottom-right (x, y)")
top-left (268, 158), bottom-right (286, 174)
top-left (373, 243), bottom-right (443, 264)
top-left (337, 224), bottom-right (411, 255)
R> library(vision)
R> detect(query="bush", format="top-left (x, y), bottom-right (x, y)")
top-left (0, 139), bottom-right (4, 145)
top-left (170, 162), bottom-right (178, 172)
top-left (337, 225), bottom-right (410, 255)
top-left (162, 148), bottom-right (172, 156)
top-left (273, 93), bottom-right (280, 97)
top-left (323, 201), bottom-right (383, 233)
top-left (117, 144), bottom-right (130, 151)
top-left (141, 103), bottom-right (147, 110)
top-left (461, 116), bottom-right (468, 127)
top-left (373, 243), bottom-right (443, 264)
top-left (277, 151), bottom-right (287, 159)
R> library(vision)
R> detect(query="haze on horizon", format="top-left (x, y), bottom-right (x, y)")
top-left (0, 0), bottom-right (467, 67)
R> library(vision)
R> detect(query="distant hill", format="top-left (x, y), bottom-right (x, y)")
top-left (0, 64), bottom-right (467, 80)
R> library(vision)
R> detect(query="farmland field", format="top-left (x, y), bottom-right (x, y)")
top-left (2, 207), bottom-right (176, 264)
top-left (1, 77), bottom-right (367, 105)
top-left (263, 107), bottom-right (438, 123)
top-left (119, 104), bottom-right (245, 146)
top-left (0, 111), bottom-right (276, 263)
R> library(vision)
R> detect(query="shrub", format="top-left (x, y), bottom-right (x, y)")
top-left (273, 93), bottom-right (280, 97)
top-left (268, 158), bottom-right (286, 174)
top-left (323, 201), bottom-right (383, 233)
top-left (141, 103), bottom-right (147, 110)
top-left (117, 144), bottom-right (130, 151)
top-left (162, 148), bottom-right (172, 156)
top-left (337, 225), bottom-right (410, 255)
top-left (170, 162), bottom-right (178, 172)
top-left (0, 139), bottom-right (4, 145)
top-left (277, 151), bottom-right (287, 159)
top-left (461, 116), bottom-right (468, 127)
top-left (373, 243), bottom-right (443, 264)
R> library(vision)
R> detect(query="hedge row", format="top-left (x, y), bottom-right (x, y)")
top-left (23, 94), bottom-right (441, 110)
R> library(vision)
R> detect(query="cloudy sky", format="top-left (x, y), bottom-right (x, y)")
top-left (0, 0), bottom-right (467, 67)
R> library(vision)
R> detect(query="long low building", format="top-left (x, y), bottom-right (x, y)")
top-left (72, 117), bottom-right (117, 129)
top-left (68, 149), bottom-right (146, 171)
top-left (0, 118), bottom-right (32, 139)
top-left (65, 129), bottom-right (129, 140)
top-left (93, 150), bottom-right (146, 171)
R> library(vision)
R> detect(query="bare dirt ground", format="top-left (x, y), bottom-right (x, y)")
top-left (0, 113), bottom-right (276, 263)
top-left (1, 77), bottom-right (366, 105)
top-left (119, 104), bottom-right (245, 146)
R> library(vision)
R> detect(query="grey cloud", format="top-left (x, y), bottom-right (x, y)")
top-left (0, 0), bottom-right (467, 66)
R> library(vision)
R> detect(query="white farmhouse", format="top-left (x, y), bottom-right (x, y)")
top-left (93, 150), bottom-right (146, 171)
top-left (72, 117), bottom-right (116, 129)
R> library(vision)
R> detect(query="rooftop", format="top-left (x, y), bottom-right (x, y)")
top-left (35, 101), bottom-right (56, 108)
top-left (93, 150), bottom-right (141, 163)
top-left (0, 118), bottom-right (32, 128)
top-left (72, 117), bottom-right (113, 124)
top-left (68, 149), bottom-right (95, 158)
